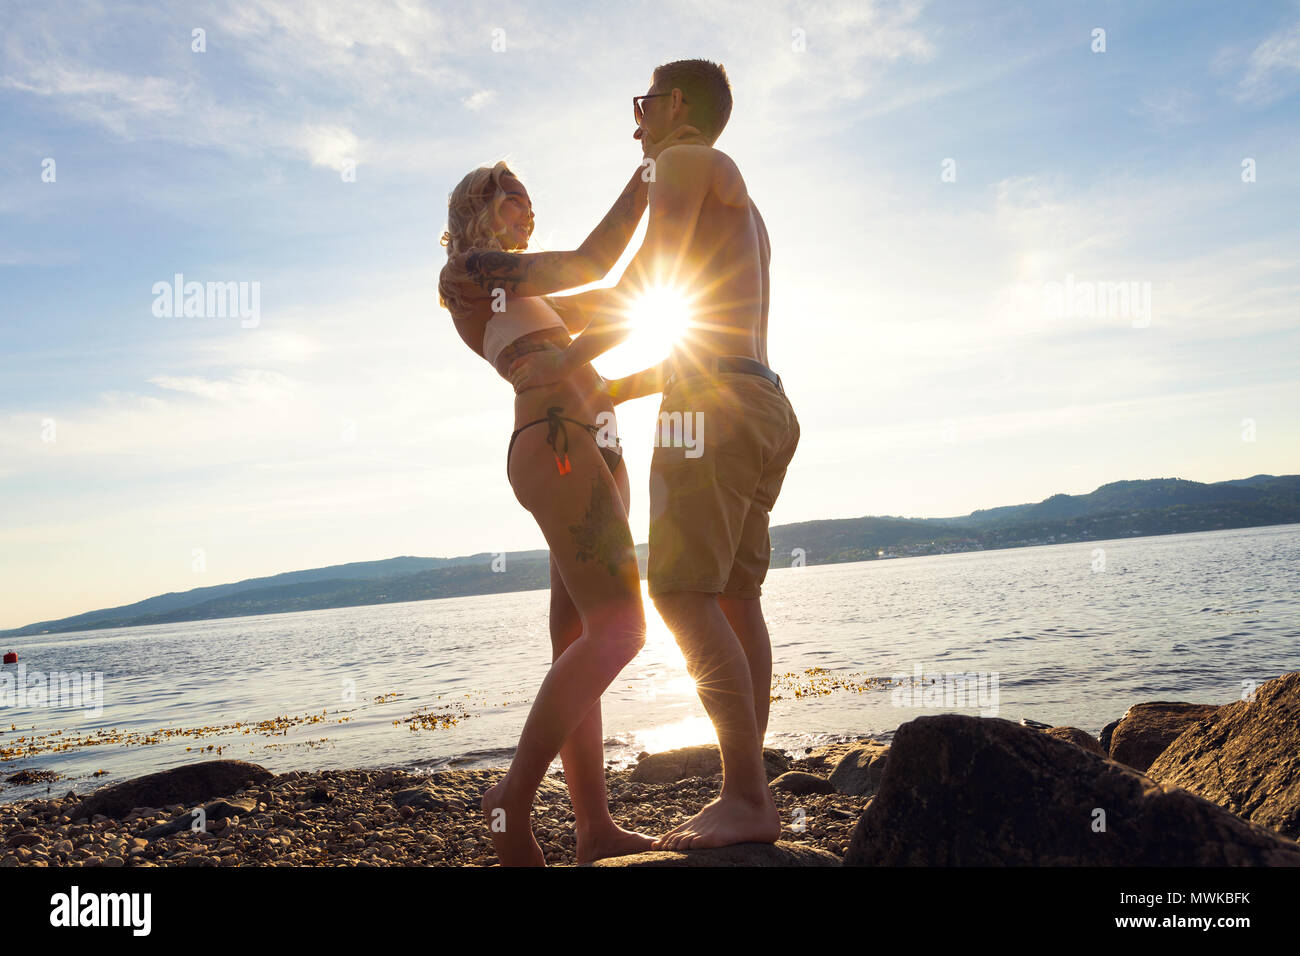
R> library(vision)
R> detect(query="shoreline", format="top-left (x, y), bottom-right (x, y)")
top-left (0, 745), bottom-right (867, 867)
top-left (5, 671), bottom-right (1297, 866)
top-left (3, 677), bottom-right (1297, 868)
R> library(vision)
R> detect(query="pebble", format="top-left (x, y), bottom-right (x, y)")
top-left (0, 762), bottom-right (861, 866)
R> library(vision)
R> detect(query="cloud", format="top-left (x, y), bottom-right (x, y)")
top-left (0, 55), bottom-right (188, 138)
top-left (659, 0), bottom-right (936, 118)
top-left (1235, 19), bottom-right (1300, 104)
top-left (216, 0), bottom-right (451, 71)
top-left (1130, 87), bottom-right (1199, 127)
top-left (298, 123), bottom-right (362, 170)
top-left (148, 369), bottom-right (300, 403)
top-left (462, 90), bottom-right (496, 111)
top-left (0, 1), bottom-right (466, 163)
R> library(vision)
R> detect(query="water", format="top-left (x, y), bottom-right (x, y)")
top-left (2, 524), bottom-right (1297, 805)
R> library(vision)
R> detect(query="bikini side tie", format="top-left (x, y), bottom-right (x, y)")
top-left (545, 406), bottom-right (572, 475)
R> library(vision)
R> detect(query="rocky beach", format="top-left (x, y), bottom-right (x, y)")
top-left (3, 672), bottom-right (1298, 867)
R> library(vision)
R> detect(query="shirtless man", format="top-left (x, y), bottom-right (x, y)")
top-left (509, 58), bottom-right (800, 850)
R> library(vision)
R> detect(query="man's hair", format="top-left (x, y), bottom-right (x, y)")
top-left (653, 59), bottom-right (732, 143)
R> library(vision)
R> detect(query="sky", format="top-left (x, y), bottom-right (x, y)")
top-left (1, 0), bottom-right (1298, 628)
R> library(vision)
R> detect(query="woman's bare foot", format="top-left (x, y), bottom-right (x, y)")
top-left (575, 823), bottom-right (658, 864)
top-left (652, 793), bottom-right (782, 851)
top-left (481, 779), bottom-right (546, 866)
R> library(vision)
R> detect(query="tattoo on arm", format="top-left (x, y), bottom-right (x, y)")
top-left (583, 173), bottom-right (649, 256)
top-left (463, 250), bottom-right (562, 294)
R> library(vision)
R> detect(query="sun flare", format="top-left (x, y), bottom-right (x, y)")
top-left (596, 284), bottom-right (694, 377)
top-left (628, 284), bottom-right (692, 345)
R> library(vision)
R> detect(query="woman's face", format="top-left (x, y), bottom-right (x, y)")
top-left (495, 174), bottom-right (534, 249)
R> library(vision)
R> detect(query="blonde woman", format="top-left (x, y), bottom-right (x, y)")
top-left (437, 126), bottom-right (701, 865)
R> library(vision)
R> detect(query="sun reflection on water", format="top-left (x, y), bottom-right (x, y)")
top-left (631, 716), bottom-right (717, 754)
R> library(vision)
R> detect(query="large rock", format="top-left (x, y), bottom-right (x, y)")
top-left (141, 797), bottom-right (257, 840)
top-left (828, 741), bottom-right (890, 797)
top-left (1099, 718), bottom-right (1120, 755)
top-left (796, 737), bottom-right (878, 774)
top-left (586, 841), bottom-right (840, 867)
top-left (71, 760), bottom-right (274, 821)
top-left (1147, 671), bottom-right (1300, 840)
top-left (1107, 702), bottom-right (1221, 771)
top-left (770, 771), bottom-right (835, 795)
top-left (630, 745), bottom-right (789, 784)
top-left (844, 714), bottom-right (1300, 866)
top-left (1044, 726), bottom-right (1104, 755)
top-left (424, 769), bottom-right (567, 802)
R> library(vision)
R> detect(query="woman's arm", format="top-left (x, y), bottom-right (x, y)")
top-left (448, 166), bottom-right (647, 300)
top-left (446, 126), bottom-right (704, 302)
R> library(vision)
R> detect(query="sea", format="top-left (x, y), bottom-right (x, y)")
top-left (2, 523), bottom-right (1297, 805)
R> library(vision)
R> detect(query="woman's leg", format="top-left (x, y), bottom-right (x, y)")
top-left (548, 461), bottom-right (658, 862)
top-left (482, 428), bottom-right (646, 865)
top-left (547, 557), bottom-right (609, 826)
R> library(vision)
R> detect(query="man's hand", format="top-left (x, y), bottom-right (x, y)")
top-left (598, 374), bottom-right (626, 404)
top-left (604, 362), bottom-right (666, 405)
top-left (507, 344), bottom-right (569, 394)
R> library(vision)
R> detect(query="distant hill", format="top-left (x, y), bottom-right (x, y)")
top-left (2, 474), bottom-right (1296, 638)
top-left (1, 553), bottom-right (546, 636)
top-left (932, 474), bottom-right (1300, 526)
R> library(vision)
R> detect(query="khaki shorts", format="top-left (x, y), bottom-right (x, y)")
top-left (647, 371), bottom-right (800, 598)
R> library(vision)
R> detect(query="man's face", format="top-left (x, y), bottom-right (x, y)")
top-left (635, 79), bottom-right (678, 146)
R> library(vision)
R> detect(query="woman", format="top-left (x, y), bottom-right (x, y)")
top-left (437, 128), bottom-right (701, 866)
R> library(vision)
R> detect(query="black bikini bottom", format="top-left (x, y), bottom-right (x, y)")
top-left (507, 405), bottom-right (623, 477)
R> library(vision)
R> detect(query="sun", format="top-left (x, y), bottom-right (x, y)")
top-left (596, 284), bottom-right (694, 377)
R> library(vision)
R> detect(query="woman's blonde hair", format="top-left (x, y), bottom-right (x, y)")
top-left (438, 160), bottom-right (520, 316)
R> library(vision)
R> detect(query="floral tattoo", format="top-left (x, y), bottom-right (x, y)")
top-left (568, 477), bottom-right (635, 576)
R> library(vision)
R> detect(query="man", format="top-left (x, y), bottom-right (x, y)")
top-left (510, 58), bottom-right (800, 850)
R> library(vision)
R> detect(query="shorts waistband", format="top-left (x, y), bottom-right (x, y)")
top-left (663, 355), bottom-right (784, 396)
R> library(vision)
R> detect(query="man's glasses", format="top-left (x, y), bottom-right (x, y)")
top-left (633, 92), bottom-right (683, 123)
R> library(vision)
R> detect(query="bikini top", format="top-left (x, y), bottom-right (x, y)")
top-left (481, 297), bottom-right (567, 367)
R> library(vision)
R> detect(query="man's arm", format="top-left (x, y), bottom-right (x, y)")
top-left (752, 200), bottom-right (771, 367)
top-left (543, 289), bottom-right (618, 334)
top-left (508, 146), bottom-right (714, 393)
top-left (605, 359), bottom-right (668, 404)
top-left (562, 145), bottom-right (714, 372)
top-left (507, 147), bottom-right (715, 391)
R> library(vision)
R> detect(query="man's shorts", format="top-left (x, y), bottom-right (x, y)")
top-left (647, 369), bottom-right (800, 599)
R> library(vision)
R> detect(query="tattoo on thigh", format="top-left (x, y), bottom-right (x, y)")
top-left (568, 477), bottom-right (635, 576)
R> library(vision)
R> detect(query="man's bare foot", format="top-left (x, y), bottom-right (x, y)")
top-left (575, 824), bottom-right (658, 864)
top-left (652, 793), bottom-right (781, 851)
top-left (481, 779), bottom-right (545, 866)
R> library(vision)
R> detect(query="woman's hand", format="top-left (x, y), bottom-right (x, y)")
top-left (507, 343), bottom-right (568, 394)
top-left (641, 124), bottom-right (708, 163)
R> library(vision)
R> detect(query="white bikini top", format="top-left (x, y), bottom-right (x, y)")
top-left (481, 297), bottom-right (567, 367)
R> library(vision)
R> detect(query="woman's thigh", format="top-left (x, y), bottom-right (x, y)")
top-left (511, 426), bottom-right (643, 634)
